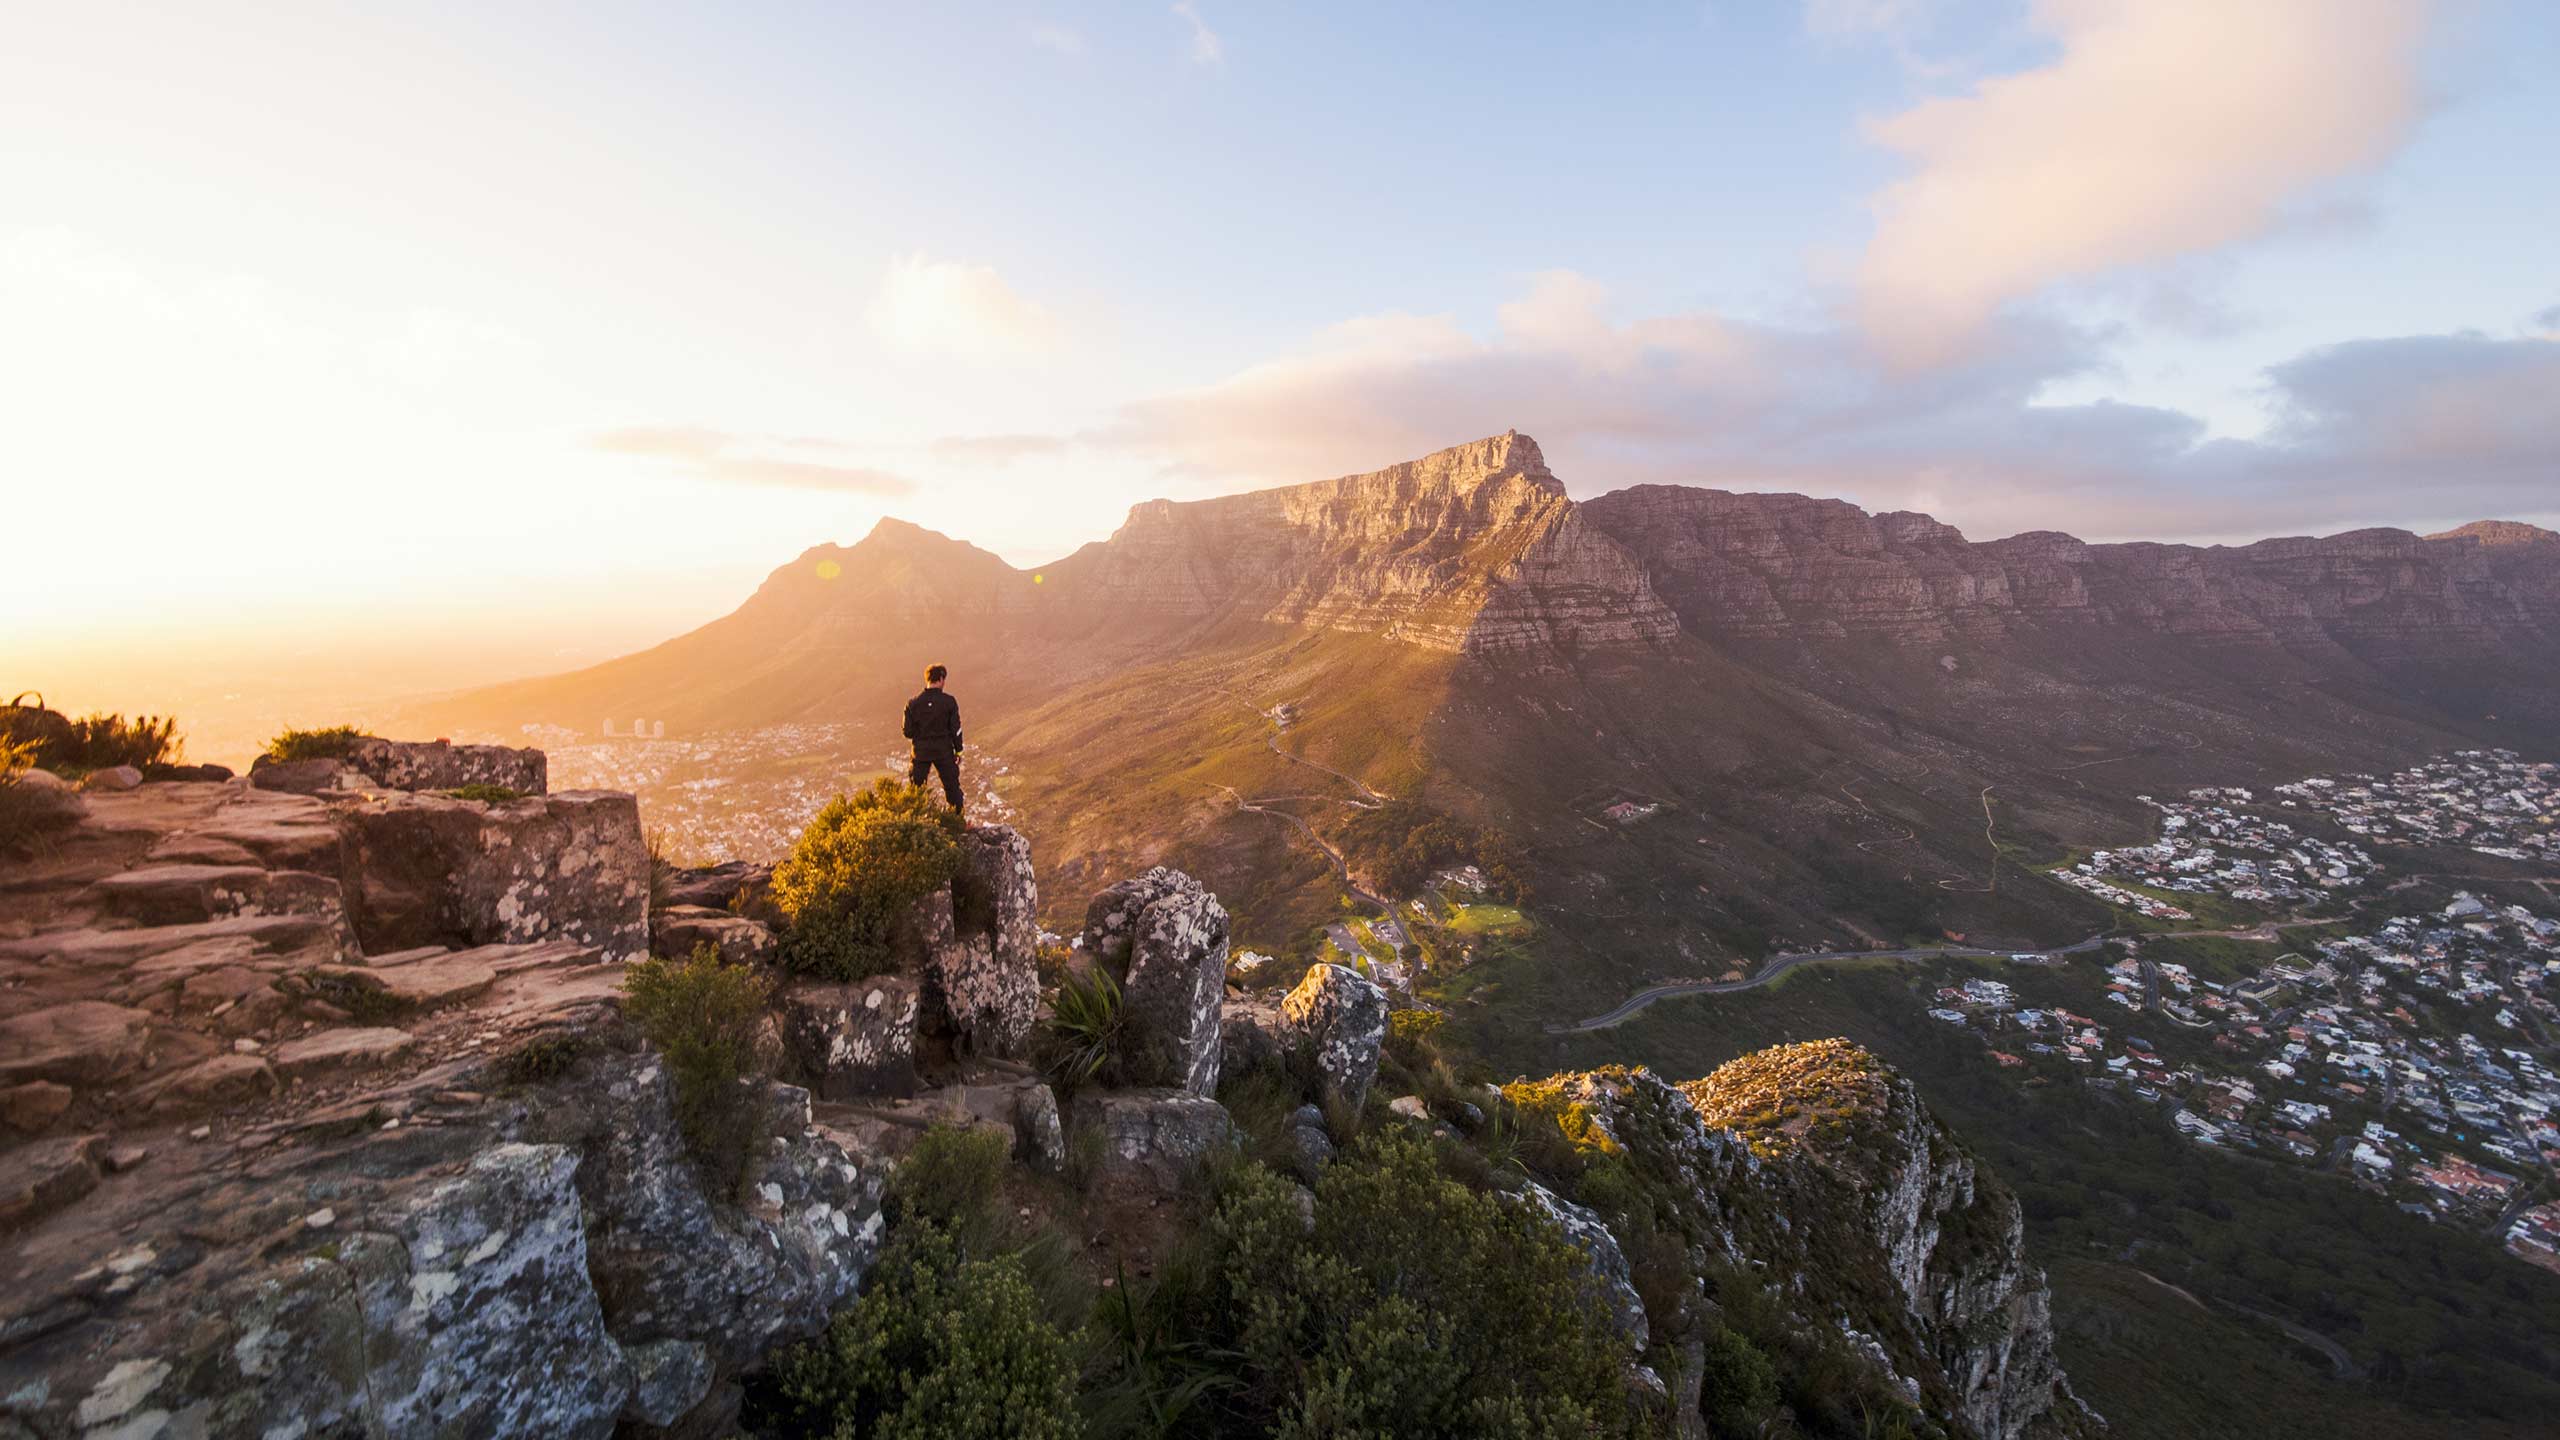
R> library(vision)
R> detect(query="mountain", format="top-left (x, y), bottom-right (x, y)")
top-left (410, 433), bottom-right (2560, 987)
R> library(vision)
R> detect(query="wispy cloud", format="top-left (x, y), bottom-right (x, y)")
top-left (589, 427), bottom-right (911, 495)
top-left (1854, 0), bottom-right (2434, 366)
top-left (1172, 2), bottom-right (1224, 67)
top-left (1099, 271), bottom-right (2559, 542)
top-left (867, 253), bottom-right (1061, 359)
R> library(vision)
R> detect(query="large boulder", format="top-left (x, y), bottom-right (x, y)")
top-left (251, 737), bottom-right (547, 796)
top-left (1072, 1088), bottom-right (1236, 1196)
top-left (781, 976), bottom-right (922, 1099)
top-left (928, 825), bottom-right (1041, 1057)
top-left (1279, 962), bottom-right (1390, 1112)
top-left (1083, 869), bottom-right (1230, 1096)
top-left (335, 790), bottom-right (650, 961)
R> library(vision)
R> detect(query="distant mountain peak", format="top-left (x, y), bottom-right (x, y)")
top-left (2430, 519), bottom-right (2559, 547)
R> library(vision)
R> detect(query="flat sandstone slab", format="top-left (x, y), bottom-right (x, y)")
top-left (272, 1026), bottom-right (417, 1079)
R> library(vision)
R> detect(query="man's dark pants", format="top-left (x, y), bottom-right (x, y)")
top-left (910, 749), bottom-right (962, 810)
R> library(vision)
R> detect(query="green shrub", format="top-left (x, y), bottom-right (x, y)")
top-left (771, 1221), bottom-right (1084, 1440)
top-left (0, 736), bottom-right (75, 857)
top-left (773, 778), bottom-right (964, 980)
top-left (264, 724), bottom-right (366, 762)
top-left (1334, 800), bottom-right (1532, 904)
top-left (447, 783), bottom-right (520, 804)
top-left (1, 698), bottom-right (181, 776)
top-left (1173, 1132), bottom-right (1635, 1437)
top-left (492, 1030), bottom-right (586, 1086)
top-left (1040, 967), bottom-right (1126, 1093)
top-left (889, 1124), bottom-right (1012, 1242)
top-left (1385, 1008), bottom-right (1447, 1069)
top-left (622, 943), bottom-right (773, 1193)
top-left (1697, 1325), bottom-right (1781, 1434)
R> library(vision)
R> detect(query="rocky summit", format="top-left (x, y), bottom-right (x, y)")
top-left (3, 747), bottom-right (2108, 1438)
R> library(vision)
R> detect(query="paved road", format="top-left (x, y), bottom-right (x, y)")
top-left (1216, 784), bottom-right (1390, 913)
top-left (1552, 935), bottom-right (2112, 1032)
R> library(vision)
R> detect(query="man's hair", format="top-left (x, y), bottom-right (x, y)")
top-left (925, 664), bottom-right (948, 685)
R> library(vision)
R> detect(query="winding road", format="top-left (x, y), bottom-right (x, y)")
top-left (1550, 935), bottom-right (2112, 1032)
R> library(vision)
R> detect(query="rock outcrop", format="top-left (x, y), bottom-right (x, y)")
top-left (335, 789), bottom-right (649, 961)
top-left (0, 1042), bottom-right (885, 1439)
top-left (1509, 1042), bottom-right (2094, 1440)
top-left (1073, 1087), bottom-right (1237, 1197)
top-left (1278, 962), bottom-right (1389, 1112)
top-left (1083, 867), bottom-right (1230, 1095)
top-left (931, 825), bottom-right (1040, 1056)
top-left (1038, 432), bottom-right (1681, 657)
top-left (1583, 485), bottom-right (2560, 672)
top-left (250, 736), bottom-right (547, 796)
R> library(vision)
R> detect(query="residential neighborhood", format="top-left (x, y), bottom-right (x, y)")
top-left (1939, 751), bottom-right (2560, 1272)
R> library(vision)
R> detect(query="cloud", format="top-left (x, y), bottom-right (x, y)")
top-left (588, 427), bottom-right (911, 495)
top-left (1855, 0), bottom-right (2433, 365)
top-left (867, 253), bottom-right (1060, 358)
top-left (1101, 271), bottom-right (2557, 542)
top-left (1172, 2), bottom-right (1223, 66)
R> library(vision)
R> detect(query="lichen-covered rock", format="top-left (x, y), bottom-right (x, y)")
top-left (245, 755), bottom-right (376, 794)
top-left (623, 1337), bottom-right (715, 1429)
top-left (929, 1078), bottom-right (1069, 1173)
top-left (0, 1041), bottom-right (892, 1440)
top-left (251, 737), bottom-right (547, 796)
top-left (335, 789), bottom-right (649, 961)
top-left (1279, 962), bottom-right (1389, 1111)
top-left (651, 906), bottom-right (778, 967)
top-left (1518, 1180), bottom-right (1649, 1350)
top-left (365, 1143), bottom-right (633, 1436)
top-left (931, 825), bottom-right (1040, 1056)
top-left (1078, 866), bottom-right (1200, 970)
top-left (577, 1065), bottom-right (886, 1374)
top-left (1073, 1088), bottom-right (1236, 1196)
top-left (1084, 869), bottom-right (1230, 1095)
top-left (782, 976), bottom-right (921, 1099)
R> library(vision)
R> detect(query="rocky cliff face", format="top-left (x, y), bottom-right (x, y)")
top-left (1040, 431), bottom-right (1680, 655)
top-left (1523, 1042), bottom-right (2096, 1440)
top-left (1583, 486), bottom-right (2560, 669)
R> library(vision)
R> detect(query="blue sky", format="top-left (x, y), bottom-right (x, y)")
top-left (3, 0), bottom-right (2555, 690)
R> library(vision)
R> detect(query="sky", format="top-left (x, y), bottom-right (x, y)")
top-left (4, 0), bottom-right (2556, 707)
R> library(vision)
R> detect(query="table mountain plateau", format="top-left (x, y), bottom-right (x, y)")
top-left (404, 433), bottom-right (2560, 992)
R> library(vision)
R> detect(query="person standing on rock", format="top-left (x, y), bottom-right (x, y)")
top-left (903, 664), bottom-right (965, 816)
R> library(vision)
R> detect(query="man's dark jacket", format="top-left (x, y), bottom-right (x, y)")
top-left (903, 688), bottom-right (963, 756)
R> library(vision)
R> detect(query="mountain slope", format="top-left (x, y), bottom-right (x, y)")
top-left (409, 432), bottom-right (2558, 986)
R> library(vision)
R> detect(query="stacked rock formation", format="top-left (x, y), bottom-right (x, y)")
top-left (1080, 867), bottom-right (1232, 1096)
top-left (773, 824), bottom-right (1042, 1101)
